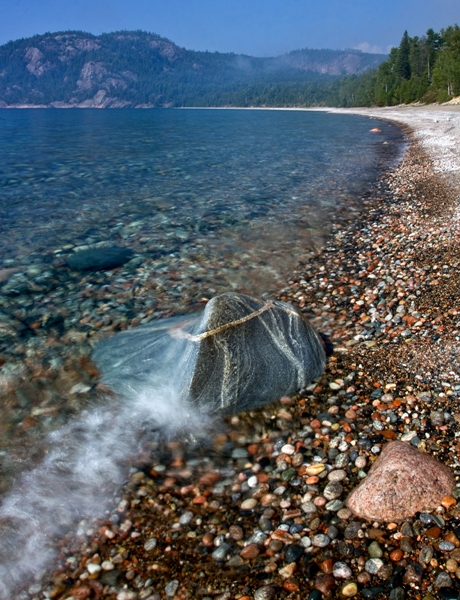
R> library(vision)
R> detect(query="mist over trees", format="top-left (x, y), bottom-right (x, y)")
top-left (0, 30), bottom-right (385, 108)
top-left (329, 24), bottom-right (460, 107)
top-left (0, 27), bottom-right (458, 108)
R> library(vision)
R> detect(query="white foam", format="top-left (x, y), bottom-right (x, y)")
top-left (0, 386), bottom-right (216, 598)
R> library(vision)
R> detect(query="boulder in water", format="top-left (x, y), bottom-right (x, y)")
top-left (67, 246), bottom-right (134, 271)
top-left (93, 292), bottom-right (326, 415)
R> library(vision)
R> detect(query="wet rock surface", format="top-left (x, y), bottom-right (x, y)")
top-left (93, 292), bottom-right (326, 414)
top-left (66, 246), bottom-right (134, 271)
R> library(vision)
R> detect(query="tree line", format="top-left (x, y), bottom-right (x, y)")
top-left (326, 25), bottom-right (460, 107)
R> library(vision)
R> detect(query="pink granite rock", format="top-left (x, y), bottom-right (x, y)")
top-left (346, 441), bottom-right (455, 522)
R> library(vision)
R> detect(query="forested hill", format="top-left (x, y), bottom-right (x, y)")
top-left (0, 30), bottom-right (386, 107)
top-left (326, 24), bottom-right (460, 107)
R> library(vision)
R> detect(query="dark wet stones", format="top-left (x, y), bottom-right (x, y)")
top-left (439, 590), bottom-right (460, 600)
top-left (389, 588), bottom-right (406, 600)
top-left (254, 586), bottom-right (277, 600)
top-left (403, 563), bottom-right (424, 586)
top-left (93, 292), bottom-right (326, 415)
top-left (211, 543), bottom-right (232, 562)
top-left (434, 571), bottom-right (454, 588)
top-left (284, 544), bottom-right (304, 563)
top-left (66, 246), bottom-right (134, 271)
top-left (362, 588), bottom-right (386, 599)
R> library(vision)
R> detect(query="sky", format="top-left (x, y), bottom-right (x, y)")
top-left (1, 0), bottom-right (460, 57)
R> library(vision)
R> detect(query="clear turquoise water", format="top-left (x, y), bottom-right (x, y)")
top-left (0, 109), bottom-right (404, 294)
top-left (0, 109), bottom-right (406, 598)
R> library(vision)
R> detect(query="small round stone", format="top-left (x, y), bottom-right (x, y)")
top-left (355, 456), bottom-right (367, 469)
top-left (179, 511), bottom-right (194, 525)
top-left (335, 453), bottom-right (350, 468)
top-left (365, 558), bottom-right (384, 574)
top-left (328, 469), bottom-right (347, 482)
top-left (284, 544), bottom-right (304, 563)
top-left (341, 582), bottom-right (358, 597)
top-left (301, 501), bottom-right (317, 514)
top-left (389, 549), bottom-right (403, 562)
top-left (446, 559), bottom-right (458, 573)
top-left (324, 482), bottom-right (344, 500)
top-left (240, 543), bottom-right (260, 560)
top-left (254, 586), bottom-right (277, 600)
top-left (87, 563), bottom-right (101, 575)
top-left (144, 537), bottom-right (158, 551)
top-left (337, 508), bottom-right (352, 520)
top-left (333, 561), bottom-right (352, 579)
top-left (165, 580), bottom-right (179, 597)
top-left (419, 546), bottom-right (434, 564)
top-left (311, 533), bottom-right (331, 548)
top-left (439, 541), bottom-right (456, 552)
top-left (325, 499), bottom-right (344, 511)
top-left (229, 525), bottom-right (244, 540)
top-left (212, 543), bottom-right (232, 562)
top-left (368, 541), bottom-right (383, 558)
top-left (434, 571), bottom-right (453, 588)
top-left (240, 498), bottom-right (257, 510)
top-left (281, 444), bottom-right (295, 455)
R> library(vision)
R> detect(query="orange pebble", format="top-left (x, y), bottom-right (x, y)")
top-left (390, 549), bottom-right (404, 562)
top-left (283, 580), bottom-right (299, 592)
top-left (319, 558), bottom-right (334, 574)
top-left (306, 476), bottom-right (319, 485)
top-left (192, 495), bottom-right (206, 505)
top-left (441, 496), bottom-right (457, 510)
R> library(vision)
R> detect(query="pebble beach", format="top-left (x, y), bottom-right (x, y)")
top-left (3, 105), bottom-right (460, 600)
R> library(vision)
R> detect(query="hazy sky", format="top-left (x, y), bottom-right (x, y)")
top-left (2, 0), bottom-right (460, 56)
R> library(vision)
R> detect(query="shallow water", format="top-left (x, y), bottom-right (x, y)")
top-left (0, 108), bottom-right (405, 598)
top-left (1, 109), bottom-right (403, 285)
top-left (0, 108), bottom-right (405, 488)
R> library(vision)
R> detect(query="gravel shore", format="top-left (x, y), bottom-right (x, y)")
top-left (6, 106), bottom-right (460, 600)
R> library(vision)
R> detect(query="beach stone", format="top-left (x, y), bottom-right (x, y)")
top-left (212, 543), bottom-right (232, 562)
top-left (341, 583), bottom-right (358, 597)
top-left (254, 586), bottom-right (277, 600)
top-left (403, 563), bottom-right (423, 586)
top-left (93, 292), bottom-right (326, 415)
top-left (333, 561), bottom-right (352, 579)
top-left (284, 544), bottom-right (304, 563)
top-left (368, 541), bottom-right (383, 558)
top-left (434, 572), bottom-right (453, 588)
top-left (346, 441), bottom-right (455, 522)
top-left (165, 580), bottom-right (179, 597)
top-left (389, 589), bottom-right (406, 600)
top-left (365, 558), bottom-right (384, 574)
top-left (312, 533), bottom-right (331, 547)
top-left (314, 573), bottom-right (335, 595)
top-left (66, 246), bottom-right (134, 271)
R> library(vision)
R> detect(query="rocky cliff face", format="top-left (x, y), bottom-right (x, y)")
top-left (0, 30), bottom-right (387, 107)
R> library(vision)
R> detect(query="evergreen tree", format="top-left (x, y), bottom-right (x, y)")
top-left (396, 31), bottom-right (411, 80)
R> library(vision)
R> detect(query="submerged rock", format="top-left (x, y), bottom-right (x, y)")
top-left (66, 246), bottom-right (134, 271)
top-left (346, 441), bottom-right (455, 522)
top-left (93, 292), bottom-right (326, 415)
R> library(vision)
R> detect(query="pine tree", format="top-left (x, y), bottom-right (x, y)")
top-left (396, 31), bottom-right (411, 80)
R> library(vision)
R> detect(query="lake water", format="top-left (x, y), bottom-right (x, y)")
top-left (0, 106), bottom-right (405, 487)
top-left (0, 108), bottom-right (405, 598)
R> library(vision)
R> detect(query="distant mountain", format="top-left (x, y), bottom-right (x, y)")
top-left (0, 30), bottom-right (387, 108)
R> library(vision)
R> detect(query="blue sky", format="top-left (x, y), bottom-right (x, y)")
top-left (2, 0), bottom-right (460, 56)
